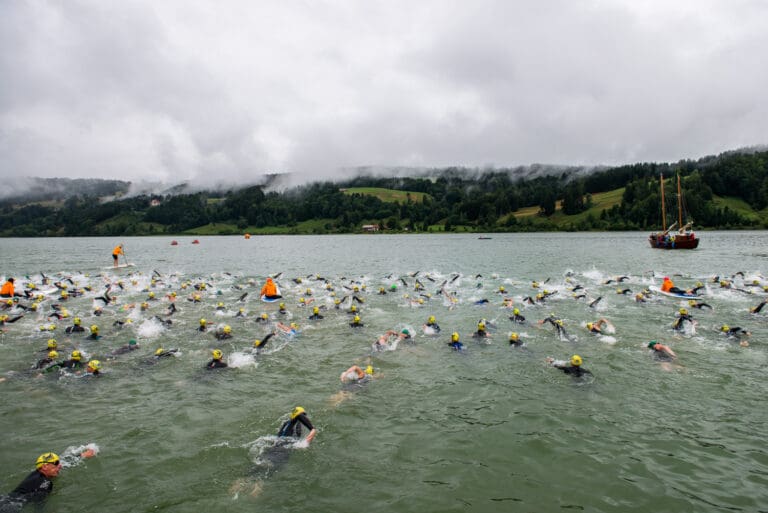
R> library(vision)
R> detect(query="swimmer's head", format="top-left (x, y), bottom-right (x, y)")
top-left (313, 306), bottom-right (319, 314)
top-left (720, 325), bottom-right (730, 332)
top-left (290, 406), bottom-right (305, 419)
top-left (199, 318), bottom-right (207, 326)
top-left (647, 340), bottom-right (659, 349)
top-left (451, 332), bottom-right (459, 342)
top-left (663, 276), bottom-right (670, 281)
top-left (36, 452), bottom-right (60, 469)
top-left (279, 302), bottom-right (286, 309)
top-left (47, 350), bottom-right (58, 359)
top-left (477, 322), bottom-right (486, 331)
top-left (217, 302), bottom-right (224, 308)
top-left (509, 332), bottom-right (519, 341)
top-left (390, 284), bottom-right (397, 291)
top-left (88, 359), bottom-right (101, 371)
top-left (499, 286), bottom-right (505, 292)
top-left (428, 315), bottom-right (436, 323)
top-left (513, 308), bottom-right (520, 315)
top-left (679, 308), bottom-right (688, 315)
top-left (350, 305), bottom-right (357, 312)
top-left (688, 300), bottom-right (696, 306)
top-left (570, 355), bottom-right (582, 367)
top-left (261, 313), bottom-right (268, 320)
top-left (155, 348), bottom-right (164, 356)
top-left (90, 325), bottom-right (99, 334)
top-left (71, 350), bottom-right (82, 361)
top-left (299, 298), bottom-right (305, 304)
top-left (223, 325), bottom-right (232, 334)
top-left (365, 365), bottom-right (374, 375)
top-left (73, 317), bottom-right (81, 326)
top-left (401, 329), bottom-right (410, 336)
top-left (586, 322), bottom-right (594, 330)
top-left (253, 339), bottom-right (261, 348)
top-left (47, 339), bottom-right (57, 349)
top-left (212, 349), bottom-right (223, 360)
top-left (353, 315), bottom-right (361, 323)
top-left (129, 339), bottom-right (137, 346)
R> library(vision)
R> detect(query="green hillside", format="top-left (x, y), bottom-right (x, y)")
top-left (341, 187), bottom-right (431, 203)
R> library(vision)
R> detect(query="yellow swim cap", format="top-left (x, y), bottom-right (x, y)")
top-left (428, 315), bottom-right (436, 323)
top-left (36, 452), bottom-right (60, 469)
top-left (679, 308), bottom-right (688, 315)
top-left (47, 339), bottom-right (57, 349)
top-left (290, 406), bottom-right (305, 419)
top-left (261, 313), bottom-right (268, 319)
top-left (365, 365), bottom-right (374, 375)
top-left (279, 302), bottom-right (285, 308)
top-left (509, 332), bottom-right (519, 341)
top-left (313, 307), bottom-right (319, 314)
top-left (48, 350), bottom-right (59, 359)
top-left (90, 325), bottom-right (99, 333)
top-left (586, 323), bottom-right (593, 330)
top-left (451, 332), bottom-right (459, 342)
top-left (721, 325), bottom-right (730, 332)
top-left (478, 322), bottom-right (485, 330)
top-left (88, 359), bottom-right (101, 371)
top-left (513, 308), bottom-right (520, 315)
top-left (71, 350), bottom-right (82, 361)
top-left (200, 318), bottom-right (206, 325)
top-left (353, 315), bottom-right (361, 323)
top-left (253, 339), bottom-right (261, 348)
top-left (223, 325), bottom-right (231, 334)
top-left (212, 349), bottom-right (223, 359)
top-left (570, 355), bottom-right (582, 366)
top-left (350, 305), bottom-right (357, 312)
top-left (73, 317), bottom-right (81, 325)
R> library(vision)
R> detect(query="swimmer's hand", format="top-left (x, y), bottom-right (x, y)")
top-left (80, 449), bottom-right (96, 459)
top-left (545, 357), bottom-right (554, 364)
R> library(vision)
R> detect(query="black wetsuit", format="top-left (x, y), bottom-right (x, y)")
top-left (672, 314), bottom-right (694, 331)
top-left (110, 345), bottom-right (140, 356)
top-left (65, 325), bottom-right (85, 334)
top-left (308, 313), bottom-right (324, 320)
top-left (214, 332), bottom-right (232, 340)
top-left (59, 359), bottom-right (84, 370)
top-left (205, 359), bottom-right (228, 369)
top-left (651, 349), bottom-right (674, 362)
top-left (510, 313), bottom-right (526, 323)
top-left (425, 321), bottom-right (441, 333)
top-left (277, 412), bottom-right (314, 438)
top-left (556, 365), bottom-right (591, 377)
top-left (8, 470), bottom-right (53, 505)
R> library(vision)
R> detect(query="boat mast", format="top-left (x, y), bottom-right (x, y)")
top-left (660, 174), bottom-right (666, 231)
top-left (677, 174), bottom-right (683, 229)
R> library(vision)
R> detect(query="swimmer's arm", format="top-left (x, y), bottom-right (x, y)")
top-left (305, 428), bottom-right (317, 444)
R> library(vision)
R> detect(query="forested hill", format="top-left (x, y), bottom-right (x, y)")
top-left (2, 149), bottom-right (767, 236)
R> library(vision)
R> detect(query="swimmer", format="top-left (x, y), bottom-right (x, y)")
top-left (205, 349), bottom-right (228, 369)
top-left (539, 315), bottom-right (572, 341)
top-left (59, 350), bottom-right (85, 370)
top-left (152, 347), bottom-right (179, 360)
top-left (349, 315), bottom-right (364, 328)
top-left (277, 406), bottom-right (317, 444)
top-left (509, 332), bottom-right (524, 348)
top-left (278, 302), bottom-right (287, 315)
top-left (35, 350), bottom-right (59, 371)
top-left (372, 330), bottom-right (397, 351)
top-left (339, 365), bottom-right (370, 384)
top-left (719, 324), bottom-right (750, 346)
top-left (749, 299), bottom-right (768, 314)
top-left (235, 308), bottom-right (247, 318)
top-left (255, 312), bottom-right (270, 324)
top-left (447, 332), bottom-right (464, 351)
top-left (252, 333), bottom-right (276, 354)
top-left (545, 354), bottom-right (591, 377)
top-left (509, 308), bottom-right (526, 324)
top-left (87, 325), bottom-right (101, 340)
top-left (85, 360), bottom-right (101, 376)
top-left (647, 340), bottom-right (676, 361)
top-left (308, 306), bottom-right (324, 320)
top-left (687, 299), bottom-right (712, 310)
top-left (64, 317), bottom-right (86, 334)
top-left (109, 339), bottom-right (140, 356)
top-left (672, 308), bottom-right (694, 331)
top-left (3, 449), bottom-right (95, 508)
top-left (585, 318), bottom-right (613, 334)
top-left (214, 325), bottom-right (233, 340)
top-left (1, 277), bottom-right (31, 298)
top-left (472, 320), bottom-right (490, 338)
top-left (423, 315), bottom-right (441, 333)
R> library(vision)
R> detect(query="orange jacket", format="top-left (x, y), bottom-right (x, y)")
top-left (261, 279), bottom-right (277, 296)
top-left (112, 245), bottom-right (124, 256)
top-left (661, 279), bottom-right (674, 292)
top-left (0, 281), bottom-right (14, 296)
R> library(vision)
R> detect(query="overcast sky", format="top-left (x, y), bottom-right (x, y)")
top-left (1, 0), bottom-right (767, 186)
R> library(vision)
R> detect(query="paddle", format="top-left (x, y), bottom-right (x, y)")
top-left (122, 243), bottom-right (130, 266)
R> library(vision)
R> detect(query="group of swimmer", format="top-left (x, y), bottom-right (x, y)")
top-left (2, 257), bottom-right (766, 506)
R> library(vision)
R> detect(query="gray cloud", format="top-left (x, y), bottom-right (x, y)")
top-left (2, 0), bottom-right (767, 186)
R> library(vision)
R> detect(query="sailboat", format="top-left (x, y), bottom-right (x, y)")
top-left (648, 174), bottom-right (699, 249)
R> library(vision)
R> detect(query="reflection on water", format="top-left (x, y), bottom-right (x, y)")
top-left (0, 232), bottom-right (767, 512)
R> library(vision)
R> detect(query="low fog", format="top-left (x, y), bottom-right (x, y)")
top-left (2, 0), bottom-right (767, 190)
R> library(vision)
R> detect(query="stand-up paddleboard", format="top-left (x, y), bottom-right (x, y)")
top-left (103, 263), bottom-right (136, 270)
top-left (261, 285), bottom-right (282, 302)
top-left (649, 286), bottom-right (699, 299)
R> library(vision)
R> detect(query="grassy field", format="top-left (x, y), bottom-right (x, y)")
top-left (341, 187), bottom-right (431, 203)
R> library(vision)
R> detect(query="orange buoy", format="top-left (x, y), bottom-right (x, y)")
top-left (192, 239), bottom-right (200, 244)
top-left (244, 233), bottom-right (251, 239)
top-left (170, 240), bottom-right (178, 246)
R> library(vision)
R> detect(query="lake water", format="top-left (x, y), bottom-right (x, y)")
top-left (1, 232), bottom-right (767, 512)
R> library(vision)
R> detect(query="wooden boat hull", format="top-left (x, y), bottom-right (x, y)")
top-left (649, 232), bottom-right (699, 249)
